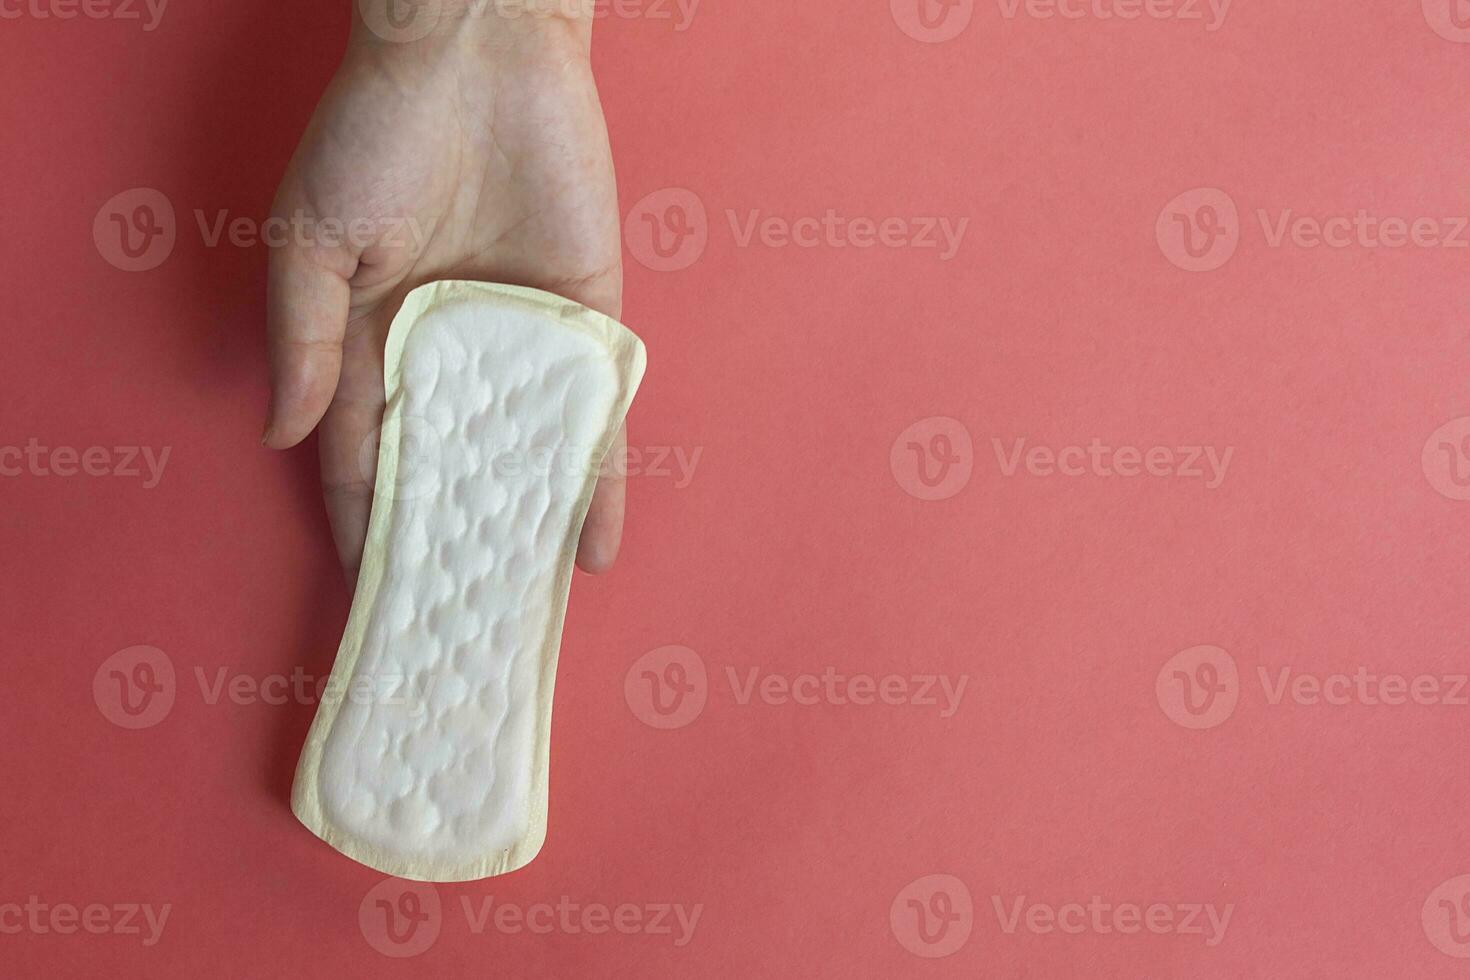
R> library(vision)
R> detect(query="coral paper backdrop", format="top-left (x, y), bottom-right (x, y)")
top-left (5, 1), bottom-right (1470, 977)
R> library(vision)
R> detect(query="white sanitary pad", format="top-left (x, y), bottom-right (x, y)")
top-left (291, 281), bottom-right (646, 882)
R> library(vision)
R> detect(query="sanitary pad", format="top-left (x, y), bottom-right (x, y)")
top-left (291, 281), bottom-right (646, 882)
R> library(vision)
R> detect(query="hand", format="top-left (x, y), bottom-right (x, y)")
top-left (263, 9), bottom-right (626, 581)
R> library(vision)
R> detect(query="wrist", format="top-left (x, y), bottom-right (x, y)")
top-left (351, 0), bottom-right (592, 56)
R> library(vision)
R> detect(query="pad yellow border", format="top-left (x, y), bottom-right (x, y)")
top-left (290, 281), bottom-right (647, 882)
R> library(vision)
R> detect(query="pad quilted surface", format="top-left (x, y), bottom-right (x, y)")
top-left (291, 281), bottom-right (646, 882)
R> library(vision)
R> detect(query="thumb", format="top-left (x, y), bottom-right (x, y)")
top-left (263, 211), bottom-right (356, 449)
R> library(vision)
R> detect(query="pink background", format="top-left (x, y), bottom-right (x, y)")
top-left (7, 0), bottom-right (1470, 976)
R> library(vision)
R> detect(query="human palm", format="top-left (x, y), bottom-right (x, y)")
top-left (264, 22), bottom-right (627, 578)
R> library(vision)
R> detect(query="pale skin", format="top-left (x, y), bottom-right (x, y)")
top-left (263, 6), bottom-right (626, 580)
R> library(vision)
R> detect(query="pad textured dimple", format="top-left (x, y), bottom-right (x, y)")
top-left (291, 281), bottom-right (646, 882)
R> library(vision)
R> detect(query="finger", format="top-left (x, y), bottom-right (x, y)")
top-left (542, 266), bottom-right (627, 574)
top-left (577, 421), bottom-right (627, 575)
top-left (264, 232), bottom-right (355, 449)
top-left (317, 325), bottom-right (388, 583)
